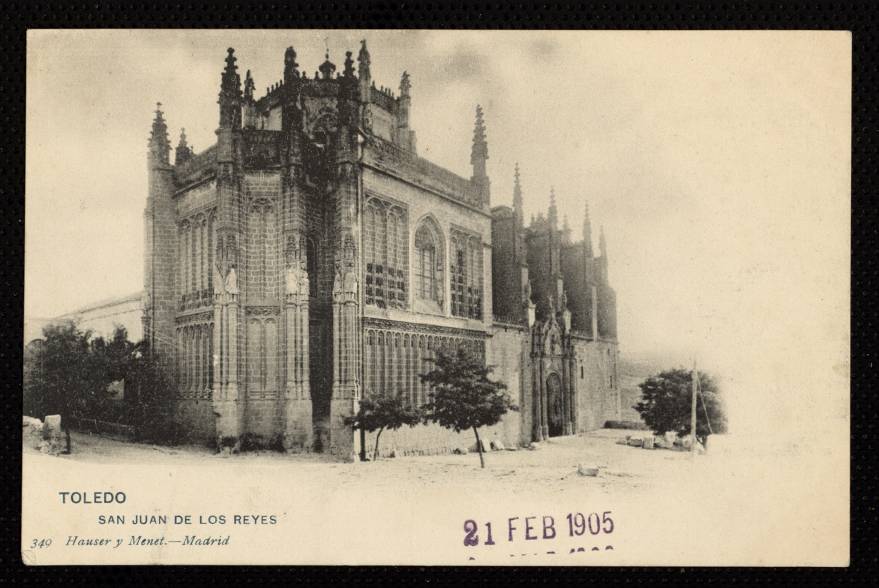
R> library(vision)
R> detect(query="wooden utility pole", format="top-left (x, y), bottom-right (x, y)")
top-left (691, 358), bottom-right (698, 457)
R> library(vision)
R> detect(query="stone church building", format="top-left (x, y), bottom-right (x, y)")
top-left (142, 42), bottom-right (620, 458)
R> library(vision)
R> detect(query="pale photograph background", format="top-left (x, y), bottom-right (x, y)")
top-left (24, 30), bottom-right (850, 565)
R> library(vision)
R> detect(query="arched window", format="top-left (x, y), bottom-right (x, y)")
top-left (414, 218), bottom-right (444, 309)
top-left (247, 200), bottom-right (278, 299)
top-left (450, 229), bottom-right (483, 319)
top-left (364, 196), bottom-right (408, 309)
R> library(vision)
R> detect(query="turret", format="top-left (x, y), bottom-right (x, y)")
top-left (582, 200), bottom-right (594, 258)
top-left (357, 39), bottom-right (371, 103)
top-left (148, 102), bottom-right (170, 167)
top-left (396, 71), bottom-right (416, 152)
top-left (143, 102), bottom-right (176, 361)
top-left (470, 105), bottom-right (490, 207)
top-left (512, 162), bottom-right (524, 227)
top-left (318, 50), bottom-right (336, 80)
top-left (398, 71), bottom-right (411, 127)
top-left (175, 127), bottom-right (192, 166)
top-left (548, 186), bottom-right (558, 229)
top-left (284, 46), bottom-right (300, 83)
top-left (218, 48), bottom-right (242, 130)
top-left (243, 69), bottom-right (257, 129)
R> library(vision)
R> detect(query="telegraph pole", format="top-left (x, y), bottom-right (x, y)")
top-left (691, 358), bottom-right (698, 457)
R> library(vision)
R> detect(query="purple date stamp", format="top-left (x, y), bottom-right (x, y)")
top-left (463, 511), bottom-right (615, 559)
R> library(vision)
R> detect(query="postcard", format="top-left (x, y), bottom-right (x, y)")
top-left (22, 29), bottom-right (850, 565)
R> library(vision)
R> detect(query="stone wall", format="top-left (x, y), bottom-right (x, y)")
top-left (573, 338), bottom-right (620, 432)
top-left (174, 398), bottom-right (216, 444)
top-left (243, 397), bottom-right (285, 445)
top-left (486, 323), bottom-right (531, 446)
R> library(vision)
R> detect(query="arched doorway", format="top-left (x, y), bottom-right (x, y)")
top-left (546, 373), bottom-right (564, 437)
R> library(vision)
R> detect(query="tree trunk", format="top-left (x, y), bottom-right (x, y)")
top-left (473, 427), bottom-right (485, 468)
top-left (373, 427), bottom-right (384, 462)
top-left (64, 426), bottom-right (71, 454)
top-left (359, 426), bottom-right (367, 462)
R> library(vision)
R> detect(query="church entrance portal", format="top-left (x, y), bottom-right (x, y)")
top-left (546, 372), bottom-right (564, 437)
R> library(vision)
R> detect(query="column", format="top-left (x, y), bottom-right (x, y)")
top-left (283, 238), bottom-right (313, 452)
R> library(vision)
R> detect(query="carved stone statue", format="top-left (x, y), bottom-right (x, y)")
top-left (285, 265), bottom-right (299, 295)
top-left (343, 260), bottom-right (358, 296)
top-left (224, 267), bottom-right (239, 295)
top-left (213, 263), bottom-right (226, 294)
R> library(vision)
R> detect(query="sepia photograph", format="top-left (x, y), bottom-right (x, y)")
top-left (22, 29), bottom-right (850, 565)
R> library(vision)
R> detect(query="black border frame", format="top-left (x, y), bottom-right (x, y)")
top-left (2, 2), bottom-right (872, 584)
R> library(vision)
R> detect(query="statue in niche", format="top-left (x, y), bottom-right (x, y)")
top-left (213, 262), bottom-right (226, 294)
top-left (523, 280), bottom-right (533, 306)
top-left (285, 264), bottom-right (299, 296)
top-left (342, 258), bottom-right (358, 296)
top-left (560, 290), bottom-right (568, 311)
top-left (224, 267), bottom-right (239, 295)
top-left (332, 258), bottom-right (343, 299)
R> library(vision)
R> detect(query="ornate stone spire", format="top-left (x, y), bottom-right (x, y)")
top-left (548, 186), bottom-right (558, 229)
top-left (357, 39), bottom-right (371, 76)
top-left (469, 105), bottom-right (490, 205)
top-left (243, 70), bottom-right (255, 102)
top-left (343, 50), bottom-right (355, 78)
top-left (471, 105), bottom-right (488, 173)
top-left (218, 48), bottom-right (242, 129)
top-left (284, 46), bottom-right (299, 82)
top-left (512, 163), bottom-right (523, 224)
top-left (175, 127), bottom-right (192, 166)
top-left (148, 102), bottom-right (170, 165)
top-left (583, 200), bottom-right (594, 257)
top-left (357, 39), bottom-right (371, 103)
top-left (562, 215), bottom-right (571, 244)
top-left (319, 50), bottom-right (336, 80)
top-left (400, 71), bottom-right (411, 97)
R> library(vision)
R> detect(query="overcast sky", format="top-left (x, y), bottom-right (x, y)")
top-left (26, 30), bottom-right (850, 433)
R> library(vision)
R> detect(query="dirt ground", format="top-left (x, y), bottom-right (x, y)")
top-left (26, 427), bottom-right (758, 497)
top-left (21, 425), bottom-right (848, 565)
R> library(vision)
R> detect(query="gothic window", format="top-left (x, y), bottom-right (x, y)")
top-left (450, 230), bottom-right (483, 319)
top-left (246, 317), bottom-right (278, 394)
top-left (207, 213), bottom-right (214, 295)
top-left (190, 220), bottom-right (198, 293)
top-left (195, 217), bottom-right (203, 293)
top-left (179, 221), bottom-right (190, 298)
top-left (451, 249), bottom-right (466, 317)
top-left (364, 196), bottom-right (408, 309)
top-left (306, 238), bottom-right (318, 299)
top-left (414, 219), bottom-right (444, 306)
top-left (247, 200), bottom-right (278, 300)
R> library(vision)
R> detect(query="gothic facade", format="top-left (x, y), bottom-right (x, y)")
top-left (142, 42), bottom-right (620, 459)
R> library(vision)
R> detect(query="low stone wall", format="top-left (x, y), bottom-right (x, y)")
top-left (362, 416), bottom-right (520, 459)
